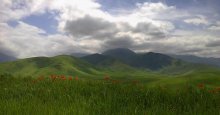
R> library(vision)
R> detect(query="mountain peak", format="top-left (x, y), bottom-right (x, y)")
top-left (102, 48), bottom-right (137, 64)
top-left (102, 48), bottom-right (136, 55)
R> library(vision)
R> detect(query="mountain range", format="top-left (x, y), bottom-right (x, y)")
top-left (82, 48), bottom-right (178, 70)
top-left (0, 48), bottom-right (220, 78)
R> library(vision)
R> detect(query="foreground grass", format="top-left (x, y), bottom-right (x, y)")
top-left (0, 75), bottom-right (220, 115)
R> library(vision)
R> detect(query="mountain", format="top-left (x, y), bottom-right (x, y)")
top-left (81, 53), bottom-right (120, 66)
top-left (0, 53), bottom-right (16, 62)
top-left (0, 55), bottom-right (100, 77)
top-left (100, 48), bottom-right (176, 70)
top-left (102, 48), bottom-right (137, 64)
top-left (169, 54), bottom-right (220, 67)
top-left (81, 53), bottom-right (141, 73)
top-left (133, 52), bottom-right (174, 70)
top-left (71, 53), bottom-right (90, 57)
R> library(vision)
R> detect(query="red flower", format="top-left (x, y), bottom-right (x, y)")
top-left (60, 75), bottom-right (66, 80)
top-left (104, 76), bottom-right (110, 81)
top-left (208, 87), bottom-right (220, 94)
top-left (208, 89), bottom-right (217, 94)
top-left (215, 87), bottom-right (220, 92)
top-left (68, 76), bottom-right (73, 81)
top-left (50, 75), bottom-right (56, 81)
top-left (75, 76), bottom-right (79, 81)
top-left (197, 83), bottom-right (205, 89)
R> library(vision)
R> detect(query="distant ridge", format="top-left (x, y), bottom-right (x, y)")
top-left (0, 53), bottom-right (16, 62)
top-left (169, 54), bottom-right (220, 67)
top-left (82, 48), bottom-right (177, 70)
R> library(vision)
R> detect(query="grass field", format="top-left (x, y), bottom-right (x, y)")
top-left (1, 74), bottom-right (220, 115)
top-left (1, 55), bottom-right (220, 114)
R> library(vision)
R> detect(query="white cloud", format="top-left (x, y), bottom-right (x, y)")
top-left (184, 15), bottom-right (209, 26)
top-left (0, 22), bottom-right (97, 58)
top-left (208, 21), bottom-right (220, 31)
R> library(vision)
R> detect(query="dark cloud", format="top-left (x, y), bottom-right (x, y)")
top-left (135, 22), bottom-right (163, 35)
top-left (102, 36), bottom-right (135, 50)
top-left (206, 40), bottom-right (220, 47)
top-left (0, 42), bottom-right (17, 57)
top-left (64, 15), bottom-right (116, 38)
top-left (177, 48), bottom-right (204, 54)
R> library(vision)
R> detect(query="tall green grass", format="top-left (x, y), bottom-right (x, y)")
top-left (0, 75), bottom-right (220, 115)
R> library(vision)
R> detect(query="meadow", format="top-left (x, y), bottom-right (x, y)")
top-left (0, 74), bottom-right (220, 115)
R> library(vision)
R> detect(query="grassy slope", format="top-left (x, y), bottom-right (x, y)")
top-left (0, 55), bottom-right (103, 78)
top-left (0, 55), bottom-right (158, 79)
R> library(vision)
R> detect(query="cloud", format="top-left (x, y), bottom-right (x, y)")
top-left (64, 15), bottom-right (116, 38)
top-left (0, 22), bottom-right (90, 58)
top-left (184, 15), bottom-right (209, 26)
top-left (0, 0), bottom-right (49, 23)
top-left (102, 35), bottom-right (135, 50)
top-left (134, 21), bottom-right (175, 39)
top-left (62, 2), bottom-right (176, 44)
top-left (0, 0), bottom-right (220, 58)
top-left (206, 40), bottom-right (220, 47)
top-left (208, 21), bottom-right (220, 31)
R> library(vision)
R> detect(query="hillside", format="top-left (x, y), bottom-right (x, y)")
top-left (0, 54), bottom-right (157, 78)
top-left (0, 55), bottom-right (101, 77)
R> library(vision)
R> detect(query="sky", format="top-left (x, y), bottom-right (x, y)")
top-left (0, 0), bottom-right (220, 58)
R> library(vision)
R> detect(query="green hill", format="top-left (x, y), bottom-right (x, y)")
top-left (0, 55), bottom-right (101, 77)
top-left (0, 55), bottom-right (157, 79)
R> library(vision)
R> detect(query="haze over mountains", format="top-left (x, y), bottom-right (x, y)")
top-left (169, 54), bottom-right (220, 67)
top-left (0, 53), bottom-right (16, 62)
